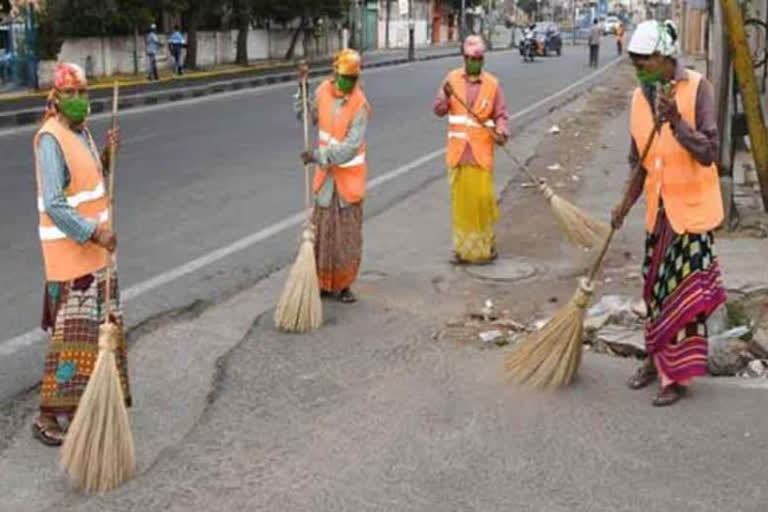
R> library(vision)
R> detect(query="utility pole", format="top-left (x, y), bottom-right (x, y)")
top-left (460, 0), bottom-right (466, 41)
top-left (386, 0), bottom-right (392, 49)
top-left (719, 0), bottom-right (768, 211)
top-left (408, 0), bottom-right (415, 60)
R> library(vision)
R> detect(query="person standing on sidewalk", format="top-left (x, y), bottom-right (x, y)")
top-left (615, 23), bottom-right (625, 56)
top-left (146, 23), bottom-right (159, 81)
top-left (433, 35), bottom-right (510, 265)
top-left (295, 50), bottom-right (371, 304)
top-left (588, 19), bottom-right (601, 68)
top-left (31, 63), bottom-right (131, 445)
top-left (611, 20), bottom-right (726, 407)
top-left (168, 25), bottom-right (186, 76)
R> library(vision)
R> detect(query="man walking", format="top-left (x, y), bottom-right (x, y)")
top-left (588, 19), bottom-right (601, 68)
top-left (146, 23), bottom-right (159, 81)
top-left (168, 25), bottom-right (186, 76)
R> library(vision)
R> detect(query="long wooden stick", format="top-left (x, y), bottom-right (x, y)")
top-left (301, 77), bottom-right (314, 223)
top-left (105, 82), bottom-right (119, 320)
top-left (447, 86), bottom-right (544, 187)
top-left (587, 119), bottom-right (661, 283)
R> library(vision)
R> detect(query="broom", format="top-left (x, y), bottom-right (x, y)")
top-left (446, 83), bottom-right (611, 249)
top-left (505, 119), bottom-right (662, 390)
top-left (274, 73), bottom-right (323, 332)
top-left (60, 82), bottom-right (135, 492)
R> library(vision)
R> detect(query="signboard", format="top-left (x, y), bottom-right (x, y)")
top-left (398, 0), bottom-right (409, 17)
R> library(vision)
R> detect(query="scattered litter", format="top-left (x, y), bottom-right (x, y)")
top-left (740, 359), bottom-right (768, 378)
top-left (547, 163), bottom-right (562, 171)
top-left (479, 330), bottom-right (504, 343)
top-left (548, 125), bottom-right (561, 135)
top-left (491, 318), bottom-right (529, 332)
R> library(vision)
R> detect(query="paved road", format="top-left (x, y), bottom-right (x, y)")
top-left (0, 40), bottom-right (622, 401)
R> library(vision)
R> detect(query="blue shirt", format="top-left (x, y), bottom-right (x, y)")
top-left (169, 31), bottom-right (185, 46)
top-left (146, 31), bottom-right (159, 55)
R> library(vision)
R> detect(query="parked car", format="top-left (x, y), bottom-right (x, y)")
top-left (603, 16), bottom-right (621, 35)
top-left (533, 22), bottom-right (562, 57)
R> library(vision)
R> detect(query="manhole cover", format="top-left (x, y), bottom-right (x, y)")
top-left (464, 257), bottom-right (539, 282)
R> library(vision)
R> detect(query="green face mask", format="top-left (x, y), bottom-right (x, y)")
top-left (636, 69), bottom-right (663, 86)
top-left (59, 96), bottom-right (90, 124)
top-left (466, 59), bottom-right (483, 76)
top-left (335, 75), bottom-right (357, 94)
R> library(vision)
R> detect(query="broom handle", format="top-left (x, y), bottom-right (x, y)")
top-left (104, 82), bottom-right (119, 319)
top-left (301, 77), bottom-right (312, 221)
top-left (447, 88), bottom-right (541, 186)
top-left (586, 119), bottom-right (662, 283)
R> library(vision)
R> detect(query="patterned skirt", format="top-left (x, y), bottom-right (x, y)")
top-left (450, 165), bottom-right (500, 263)
top-left (312, 195), bottom-right (363, 292)
top-left (40, 265), bottom-right (131, 415)
top-left (642, 208), bottom-right (726, 386)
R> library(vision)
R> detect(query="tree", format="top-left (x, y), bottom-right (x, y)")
top-left (233, 0), bottom-right (251, 65)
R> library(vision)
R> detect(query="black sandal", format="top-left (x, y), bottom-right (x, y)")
top-left (627, 363), bottom-right (658, 390)
top-left (652, 384), bottom-right (687, 407)
top-left (339, 288), bottom-right (357, 304)
top-left (31, 420), bottom-right (65, 447)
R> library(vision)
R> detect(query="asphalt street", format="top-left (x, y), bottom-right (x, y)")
top-left (0, 40), bottom-right (621, 402)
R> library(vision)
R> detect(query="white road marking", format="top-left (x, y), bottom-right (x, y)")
top-left (0, 55), bottom-right (622, 357)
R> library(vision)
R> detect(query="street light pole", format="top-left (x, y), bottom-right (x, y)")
top-left (460, 0), bottom-right (466, 41)
top-left (408, 0), bottom-right (415, 61)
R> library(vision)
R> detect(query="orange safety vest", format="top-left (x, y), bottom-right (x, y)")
top-left (630, 70), bottom-right (723, 234)
top-left (35, 117), bottom-right (110, 281)
top-left (444, 68), bottom-right (499, 172)
top-left (313, 79), bottom-right (370, 204)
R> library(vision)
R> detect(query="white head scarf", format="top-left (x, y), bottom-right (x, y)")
top-left (628, 20), bottom-right (679, 57)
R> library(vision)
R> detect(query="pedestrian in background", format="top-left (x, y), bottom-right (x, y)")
top-left (168, 25), bottom-right (186, 76)
top-left (31, 62), bottom-right (130, 445)
top-left (146, 23), bottom-right (159, 81)
top-left (612, 20), bottom-right (725, 407)
top-left (434, 35), bottom-right (510, 265)
top-left (615, 22), bottom-right (625, 56)
top-left (295, 50), bottom-right (371, 304)
top-left (588, 19), bottom-right (601, 68)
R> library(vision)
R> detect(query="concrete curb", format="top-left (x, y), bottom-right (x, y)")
top-left (0, 51), bottom-right (463, 129)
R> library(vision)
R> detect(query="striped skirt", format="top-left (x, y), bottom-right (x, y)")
top-left (642, 209), bottom-right (726, 387)
top-left (40, 265), bottom-right (131, 415)
top-left (312, 195), bottom-right (363, 292)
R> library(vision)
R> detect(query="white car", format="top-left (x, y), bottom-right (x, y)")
top-left (603, 16), bottom-right (621, 35)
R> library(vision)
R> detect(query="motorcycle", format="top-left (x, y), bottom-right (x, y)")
top-left (520, 31), bottom-right (536, 62)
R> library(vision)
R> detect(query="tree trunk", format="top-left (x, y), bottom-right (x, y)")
top-left (285, 17), bottom-right (307, 60)
top-left (185, 6), bottom-right (202, 70)
top-left (235, 1), bottom-right (250, 65)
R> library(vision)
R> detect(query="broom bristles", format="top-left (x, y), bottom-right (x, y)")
top-left (540, 183), bottom-right (611, 250)
top-left (505, 279), bottom-right (594, 390)
top-left (274, 226), bottom-right (323, 332)
top-left (60, 323), bottom-right (135, 493)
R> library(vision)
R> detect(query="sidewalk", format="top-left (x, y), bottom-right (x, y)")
top-left (2, 63), bottom-right (768, 512)
top-left (0, 44), bottom-right (462, 126)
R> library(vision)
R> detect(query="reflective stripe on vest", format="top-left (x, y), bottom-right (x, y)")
top-left (313, 80), bottom-right (370, 203)
top-left (35, 117), bottom-right (110, 281)
top-left (444, 68), bottom-right (499, 171)
top-left (630, 70), bottom-right (724, 234)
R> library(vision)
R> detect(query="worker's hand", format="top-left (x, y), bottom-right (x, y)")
top-left (297, 60), bottom-right (309, 83)
top-left (443, 81), bottom-right (453, 99)
top-left (105, 126), bottom-right (121, 154)
top-left (657, 89), bottom-right (681, 125)
top-left (301, 150), bottom-right (316, 165)
top-left (610, 202), bottom-right (627, 230)
top-left (91, 225), bottom-right (117, 252)
top-left (493, 132), bottom-right (508, 146)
